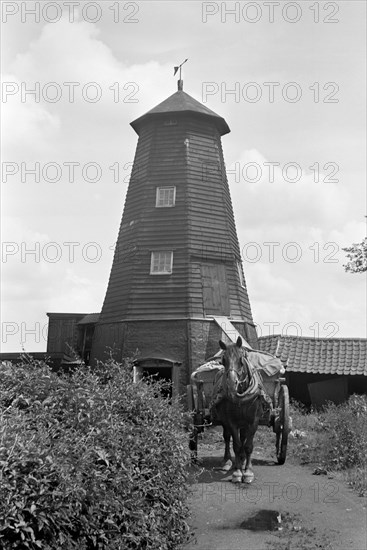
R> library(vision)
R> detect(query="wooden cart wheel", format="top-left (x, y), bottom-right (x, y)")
top-left (187, 381), bottom-right (207, 463)
top-left (189, 425), bottom-right (199, 457)
top-left (275, 384), bottom-right (290, 465)
top-left (187, 385), bottom-right (198, 460)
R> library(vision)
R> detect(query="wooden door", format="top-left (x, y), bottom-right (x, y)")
top-left (201, 263), bottom-right (230, 316)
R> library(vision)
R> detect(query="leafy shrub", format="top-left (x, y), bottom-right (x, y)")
top-left (0, 358), bottom-right (192, 549)
top-left (319, 395), bottom-right (367, 470)
top-left (289, 395), bottom-right (367, 495)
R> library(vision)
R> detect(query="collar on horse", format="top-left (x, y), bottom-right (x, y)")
top-left (222, 348), bottom-right (262, 403)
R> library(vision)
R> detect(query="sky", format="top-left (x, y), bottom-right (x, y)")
top-left (1, 0), bottom-right (366, 352)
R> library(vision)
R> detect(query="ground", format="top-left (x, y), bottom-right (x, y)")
top-left (185, 427), bottom-right (367, 550)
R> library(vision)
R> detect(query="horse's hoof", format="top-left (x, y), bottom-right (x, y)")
top-left (231, 470), bottom-right (242, 483)
top-left (242, 471), bottom-right (254, 484)
top-left (221, 459), bottom-right (233, 472)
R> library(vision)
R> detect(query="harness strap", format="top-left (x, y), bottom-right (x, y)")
top-left (219, 351), bottom-right (261, 401)
top-left (210, 349), bottom-right (273, 409)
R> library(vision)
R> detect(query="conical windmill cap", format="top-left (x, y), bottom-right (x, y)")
top-left (130, 89), bottom-right (230, 136)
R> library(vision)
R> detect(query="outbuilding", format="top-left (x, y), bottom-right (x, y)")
top-left (258, 335), bottom-right (367, 408)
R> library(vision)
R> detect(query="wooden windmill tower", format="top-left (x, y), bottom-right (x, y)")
top-left (90, 72), bottom-right (258, 396)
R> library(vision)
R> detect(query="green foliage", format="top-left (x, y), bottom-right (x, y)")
top-left (0, 358), bottom-right (192, 549)
top-left (289, 396), bottom-right (367, 495)
top-left (342, 236), bottom-right (367, 273)
top-left (318, 395), bottom-right (367, 470)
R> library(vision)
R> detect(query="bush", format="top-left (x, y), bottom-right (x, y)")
top-left (0, 358), bottom-right (192, 549)
top-left (289, 395), bottom-right (367, 495)
top-left (319, 395), bottom-right (367, 470)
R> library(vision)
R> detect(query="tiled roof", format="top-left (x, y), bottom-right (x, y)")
top-left (258, 335), bottom-right (367, 376)
top-left (130, 90), bottom-right (230, 135)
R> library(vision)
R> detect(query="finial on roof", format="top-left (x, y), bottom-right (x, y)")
top-left (173, 58), bottom-right (188, 91)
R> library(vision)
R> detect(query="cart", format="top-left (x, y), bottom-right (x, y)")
top-left (188, 352), bottom-right (290, 465)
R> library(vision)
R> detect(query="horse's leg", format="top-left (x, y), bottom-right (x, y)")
top-left (231, 424), bottom-right (244, 483)
top-left (241, 426), bottom-right (256, 483)
top-left (221, 426), bottom-right (233, 471)
top-left (215, 403), bottom-right (233, 471)
top-left (242, 402), bottom-right (262, 483)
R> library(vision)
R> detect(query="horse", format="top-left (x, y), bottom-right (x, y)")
top-left (213, 336), bottom-right (263, 483)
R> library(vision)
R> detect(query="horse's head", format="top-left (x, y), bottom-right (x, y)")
top-left (219, 336), bottom-right (250, 399)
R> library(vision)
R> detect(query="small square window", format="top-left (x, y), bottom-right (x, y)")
top-left (156, 187), bottom-right (176, 207)
top-left (150, 251), bottom-right (173, 274)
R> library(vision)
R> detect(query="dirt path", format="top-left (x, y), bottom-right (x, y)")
top-left (185, 436), bottom-right (366, 550)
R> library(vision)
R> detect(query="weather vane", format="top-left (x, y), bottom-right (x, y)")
top-left (174, 59), bottom-right (188, 90)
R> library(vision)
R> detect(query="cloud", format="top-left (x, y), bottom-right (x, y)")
top-left (2, 75), bottom-right (61, 158)
top-left (3, 17), bottom-right (174, 165)
top-left (231, 148), bottom-right (366, 339)
top-left (229, 148), bottom-right (355, 230)
top-left (246, 263), bottom-right (294, 298)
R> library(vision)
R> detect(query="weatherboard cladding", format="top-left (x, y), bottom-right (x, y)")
top-left (258, 335), bottom-right (367, 376)
top-left (99, 97), bottom-right (254, 325)
top-left (185, 120), bottom-right (252, 320)
top-left (100, 120), bottom-right (189, 321)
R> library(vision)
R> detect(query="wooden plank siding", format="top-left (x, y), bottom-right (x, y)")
top-left (97, 110), bottom-right (254, 325)
top-left (99, 118), bottom-right (189, 321)
top-left (46, 313), bottom-right (86, 354)
top-left (185, 118), bottom-right (254, 322)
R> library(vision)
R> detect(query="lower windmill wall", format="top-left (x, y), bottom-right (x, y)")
top-left (91, 320), bottom-right (189, 397)
top-left (90, 318), bottom-right (258, 398)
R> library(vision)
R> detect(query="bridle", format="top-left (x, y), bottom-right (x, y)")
top-left (223, 349), bottom-right (251, 395)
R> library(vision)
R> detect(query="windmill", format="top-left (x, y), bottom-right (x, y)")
top-left (90, 71), bottom-right (257, 397)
